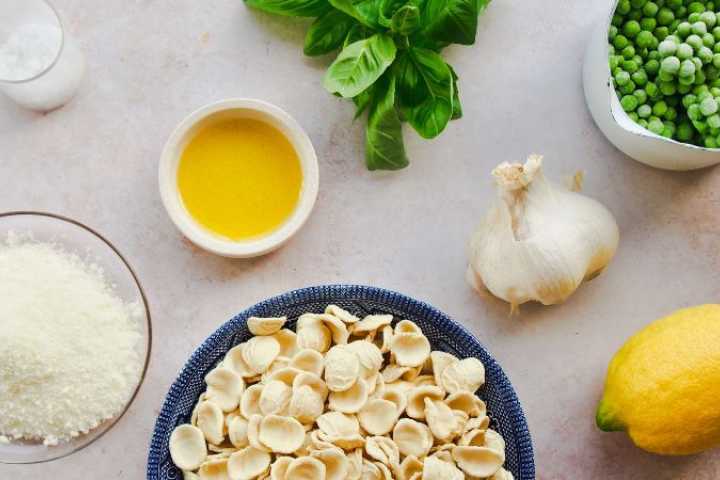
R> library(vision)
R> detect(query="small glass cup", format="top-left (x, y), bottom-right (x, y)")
top-left (0, 0), bottom-right (85, 111)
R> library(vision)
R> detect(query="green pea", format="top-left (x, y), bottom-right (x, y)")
top-left (677, 43), bottom-right (694, 59)
top-left (695, 69), bottom-right (707, 85)
top-left (658, 39), bottom-right (678, 56)
top-left (623, 60), bottom-right (640, 73)
top-left (645, 58), bottom-right (661, 75)
top-left (648, 116), bottom-right (666, 133)
top-left (692, 57), bottom-right (704, 70)
top-left (653, 100), bottom-right (669, 116)
top-left (643, 1), bottom-right (659, 16)
top-left (694, 84), bottom-right (710, 96)
top-left (693, 21), bottom-right (708, 35)
top-left (628, 10), bottom-right (642, 21)
top-left (714, 43), bottom-right (720, 53)
top-left (705, 136), bottom-right (718, 147)
top-left (679, 81), bottom-right (693, 93)
top-left (637, 117), bottom-right (648, 127)
top-left (708, 65), bottom-right (720, 80)
top-left (688, 2), bottom-right (705, 14)
top-left (637, 104), bottom-right (653, 117)
top-left (637, 31), bottom-right (655, 49)
top-left (677, 121), bottom-right (695, 140)
top-left (640, 17), bottom-right (657, 32)
top-left (700, 96), bottom-right (719, 115)
top-left (708, 113), bottom-right (720, 128)
top-left (649, 50), bottom-right (661, 60)
top-left (615, 70), bottom-right (631, 86)
top-left (654, 26), bottom-right (670, 40)
top-left (621, 94), bottom-right (640, 111)
top-left (634, 89), bottom-right (649, 104)
top-left (622, 45), bottom-right (637, 59)
top-left (660, 80), bottom-right (677, 94)
top-left (664, 0), bottom-right (680, 8)
top-left (703, 32), bottom-right (715, 48)
top-left (665, 106), bottom-right (678, 120)
top-left (614, 34), bottom-right (630, 49)
top-left (633, 69), bottom-right (649, 86)
top-left (657, 7), bottom-right (675, 25)
top-left (711, 87), bottom-right (720, 97)
top-left (683, 93), bottom-right (699, 107)
top-left (677, 21), bottom-right (692, 37)
top-left (712, 26), bottom-right (720, 41)
top-left (660, 55), bottom-right (681, 74)
top-left (624, 20), bottom-right (642, 38)
top-left (612, 14), bottom-right (624, 27)
top-left (680, 58), bottom-right (697, 77)
top-left (688, 103), bottom-right (703, 119)
top-left (646, 82), bottom-right (660, 97)
top-left (679, 73), bottom-right (697, 85)
top-left (689, 12), bottom-right (702, 23)
top-left (676, 6), bottom-right (688, 18)
top-left (687, 34), bottom-right (703, 50)
top-left (701, 10), bottom-right (717, 27)
top-left (621, 80), bottom-right (638, 94)
top-left (699, 45), bottom-right (714, 63)
top-left (617, 0), bottom-right (631, 14)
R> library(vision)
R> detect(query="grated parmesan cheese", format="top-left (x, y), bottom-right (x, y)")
top-left (0, 234), bottom-right (143, 446)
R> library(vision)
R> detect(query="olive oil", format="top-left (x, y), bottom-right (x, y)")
top-left (177, 118), bottom-right (303, 241)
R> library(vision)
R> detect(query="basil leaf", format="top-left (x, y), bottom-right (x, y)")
top-left (344, 24), bottom-right (371, 48)
top-left (244, 0), bottom-right (331, 17)
top-left (323, 33), bottom-right (397, 98)
top-left (366, 73), bottom-right (408, 170)
top-left (304, 10), bottom-right (356, 56)
top-left (391, 5), bottom-right (421, 35)
top-left (396, 48), bottom-right (453, 139)
top-left (422, 0), bottom-right (479, 45)
top-left (378, 0), bottom-right (407, 28)
top-left (353, 83), bottom-right (375, 119)
top-left (449, 64), bottom-right (462, 119)
top-left (329, 0), bottom-right (380, 28)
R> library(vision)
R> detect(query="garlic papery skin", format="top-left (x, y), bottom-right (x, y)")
top-left (467, 154), bottom-right (619, 310)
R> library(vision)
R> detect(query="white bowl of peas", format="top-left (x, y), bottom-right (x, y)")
top-left (584, 0), bottom-right (720, 170)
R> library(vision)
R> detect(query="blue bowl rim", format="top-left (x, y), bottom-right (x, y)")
top-left (147, 284), bottom-right (535, 479)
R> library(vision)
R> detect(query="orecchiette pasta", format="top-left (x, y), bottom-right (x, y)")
top-left (169, 306), bottom-right (509, 480)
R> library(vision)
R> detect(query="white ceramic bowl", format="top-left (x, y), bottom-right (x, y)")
top-left (583, 0), bottom-right (720, 171)
top-left (159, 99), bottom-right (319, 258)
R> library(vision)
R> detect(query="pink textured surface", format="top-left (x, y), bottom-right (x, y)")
top-left (1, 0), bottom-right (719, 478)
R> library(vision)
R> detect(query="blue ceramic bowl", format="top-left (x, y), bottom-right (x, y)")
top-left (147, 285), bottom-right (535, 479)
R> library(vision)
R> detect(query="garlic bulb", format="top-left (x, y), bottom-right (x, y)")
top-left (467, 155), bottom-right (619, 310)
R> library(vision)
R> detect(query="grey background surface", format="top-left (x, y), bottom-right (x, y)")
top-left (2, 0), bottom-right (720, 478)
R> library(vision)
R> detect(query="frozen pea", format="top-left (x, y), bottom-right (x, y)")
top-left (679, 81), bottom-right (693, 93)
top-left (677, 5), bottom-right (688, 18)
top-left (633, 54), bottom-right (644, 65)
top-left (700, 96), bottom-right (719, 115)
top-left (646, 82), bottom-right (660, 97)
top-left (648, 116), bottom-right (666, 133)
top-left (665, 106), bottom-right (678, 120)
top-left (628, 10), bottom-right (642, 21)
top-left (661, 126), bottom-right (674, 138)
top-left (687, 34), bottom-right (703, 50)
top-left (637, 30), bottom-right (656, 48)
top-left (637, 118), bottom-right (648, 127)
top-left (703, 33), bottom-right (715, 47)
top-left (632, 69), bottom-right (648, 85)
top-left (713, 26), bottom-right (720, 41)
top-left (645, 58), bottom-right (660, 75)
top-left (679, 58), bottom-right (697, 77)
top-left (688, 103), bottom-right (702, 120)
top-left (713, 53), bottom-right (720, 68)
top-left (622, 45), bottom-right (637, 59)
top-left (624, 20), bottom-right (642, 38)
top-left (660, 55), bottom-right (681, 74)
top-left (649, 50), bottom-right (661, 60)
top-left (695, 69), bottom-right (707, 85)
top-left (679, 74), bottom-right (697, 85)
top-left (708, 65), bottom-right (720, 80)
top-left (705, 136), bottom-right (718, 147)
top-left (660, 81), bottom-right (677, 94)
top-left (708, 113), bottom-right (720, 128)
top-left (637, 104), bottom-right (653, 117)
top-left (620, 80), bottom-right (637, 94)
top-left (621, 94), bottom-right (640, 111)
top-left (712, 87), bottom-right (720, 97)
top-left (612, 14), bottom-right (623, 27)
top-left (699, 45), bottom-right (714, 63)
top-left (677, 121), bottom-right (695, 140)
top-left (641, 17), bottom-right (657, 32)
top-left (610, 55), bottom-right (621, 70)
top-left (623, 60), bottom-right (640, 72)
top-left (693, 21), bottom-right (708, 35)
top-left (658, 39), bottom-right (678, 56)
top-left (701, 11), bottom-right (718, 27)
top-left (670, 19), bottom-right (681, 32)
top-left (689, 12), bottom-right (702, 24)
top-left (643, 1), bottom-right (659, 16)
top-left (659, 70), bottom-right (675, 81)
top-left (715, 43), bottom-right (720, 53)
top-left (677, 21), bottom-right (692, 37)
top-left (655, 26), bottom-right (670, 40)
top-left (653, 100), bottom-right (669, 116)
top-left (657, 7), bottom-right (675, 25)
top-left (614, 34), bottom-right (630, 49)
top-left (634, 89), bottom-right (649, 104)
top-left (683, 93), bottom-right (698, 107)
top-left (695, 84), bottom-right (711, 96)
top-left (688, 2), bottom-right (705, 14)
top-left (677, 43), bottom-right (694, 59)
top-left (627, 112), bottom-right (639, 122)
top-left (617, 0), bottom-right (631, 14)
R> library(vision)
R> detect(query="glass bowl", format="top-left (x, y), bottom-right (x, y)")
top-left (0, 211), bottom-right (151, 464)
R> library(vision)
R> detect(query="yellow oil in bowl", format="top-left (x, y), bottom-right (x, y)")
top-left (177, 117), bottom-right (303, 241)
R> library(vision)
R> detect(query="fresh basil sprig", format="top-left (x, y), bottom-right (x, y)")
top-left (245, 0), bottom-right (492, 170)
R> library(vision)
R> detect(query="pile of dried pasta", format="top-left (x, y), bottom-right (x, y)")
top-left (169, 305), bottom-right (512, 480)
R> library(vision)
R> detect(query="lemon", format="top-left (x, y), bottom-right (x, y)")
top-left (596, 304), bottom-right (720, 455)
